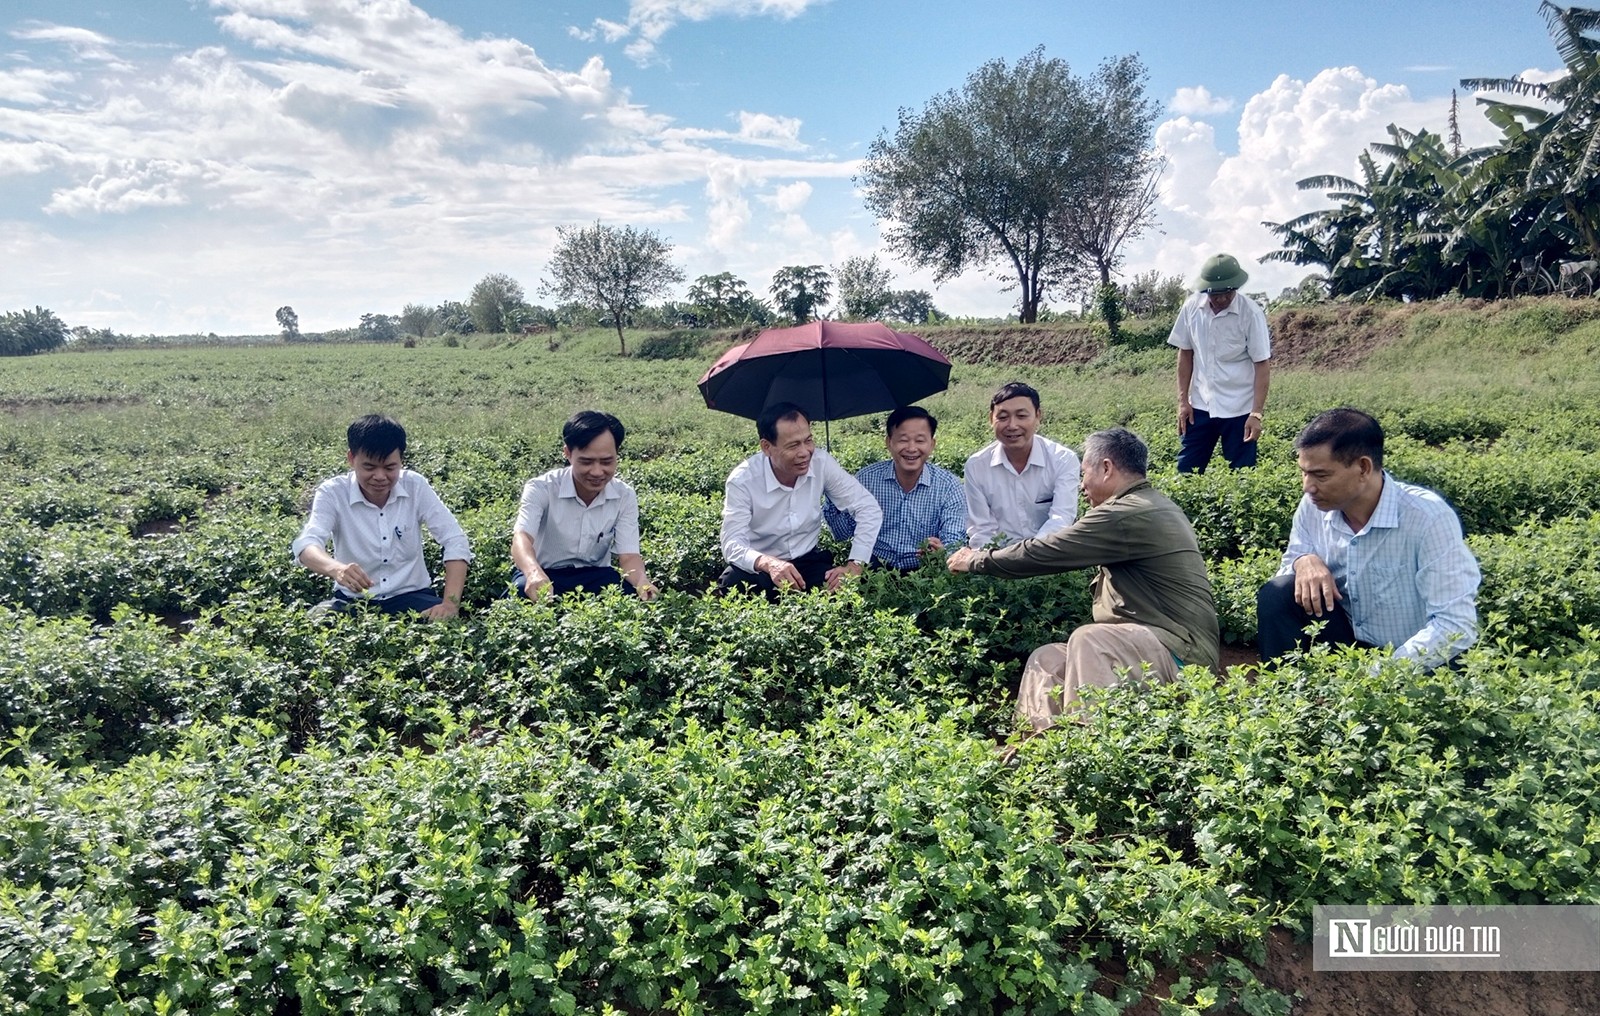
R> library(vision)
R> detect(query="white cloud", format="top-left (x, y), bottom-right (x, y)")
top-left (44, 159), bottom-right (199, 216)
top-left (0, 66), bottom-right (76, 106)
top-left (0, 0), bottom-right (862, 331)
top-left (766, 180), bottom-right (811, 213)
top-left (1170, 85), bottom-right (1234, 116)
top-left (10, 23), bottom-right (132, 69)
top-left (1123, 65), bottom-right (1534, 300)
top-left (578, 0), bottom-right (824, 65)
top-left (662, 110), bottom-right (806, 150)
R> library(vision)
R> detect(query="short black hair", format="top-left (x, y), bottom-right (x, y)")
top-left (563, 410), bottom-right (625, 452)
top-left (757, 401), bottom-right (810, 444)
top-left (1295, 407), bottom-right (1384, 470)
top-left (1082, 427), bottom-right (1148, 477)
top-left (990, 381), bottom-right (1041, 412)
top-left (347, 414), bottom-right (406, 459)
top-left (886, 405), bottom-right (937, 438)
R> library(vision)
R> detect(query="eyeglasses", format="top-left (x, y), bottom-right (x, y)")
top-left (1204, 287), bottom-right (1237, 295)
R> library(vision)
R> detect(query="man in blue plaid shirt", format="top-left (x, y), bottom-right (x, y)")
top-left (1257, 407), bottom-right (1480, 670)
top-left (825, 406), bottom-right (967, 571)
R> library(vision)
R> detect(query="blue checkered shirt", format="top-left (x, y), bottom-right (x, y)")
top-left (1278, 472), bottom-right (1480, 668)
top-left (824, 459), bottom-right (967, 570)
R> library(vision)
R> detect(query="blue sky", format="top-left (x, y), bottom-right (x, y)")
top-left (1, 0), bottom-right (1562, 334)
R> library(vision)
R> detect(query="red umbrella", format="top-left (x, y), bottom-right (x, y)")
top-left (697, 321), bottom-right (952, 423)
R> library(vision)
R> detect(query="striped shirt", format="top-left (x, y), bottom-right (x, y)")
top-left (1278, 472), bottom-right (1480, 667)
top-left (824, 459), bottom-right (967, 569)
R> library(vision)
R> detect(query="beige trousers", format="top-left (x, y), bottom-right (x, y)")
top-left (1015, 623), bottom-right (1180, 729)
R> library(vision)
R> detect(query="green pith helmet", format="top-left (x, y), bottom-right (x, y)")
top-left (1194, 253), bottom-right (1249, 292)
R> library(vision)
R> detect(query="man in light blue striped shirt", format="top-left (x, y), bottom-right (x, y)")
top-left (825, 406), bottom-right (967, 571)
top-left (1257, 408), bottom-right (1480, 670)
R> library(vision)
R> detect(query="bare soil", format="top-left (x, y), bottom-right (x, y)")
top-left (1257, 928), bottom-right (1600, 1016)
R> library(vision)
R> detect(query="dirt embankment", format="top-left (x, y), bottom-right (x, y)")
top-left (917, 300), bottom-right (1490, 370)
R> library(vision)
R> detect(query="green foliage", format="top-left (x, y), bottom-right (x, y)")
top-left (274, 305), bottom-right (299, 340)
top-left (0, 306), bottom-right (68, 356)
top-left (769, 265), bottom-right (832, 324)
top-left (541, 221), bottom-right (685, 356)
top-left (686, 272), bottom-right (771, 327)
top-left (859, 48), bottom-right (1158, 323)
top-left (5, 306), bottom-right (1600, 1012)
top-left (468, 272), bottom-right (527, 335)
top-left (1094, 281), bottom-right (1124, 341)
top-left (834, 254), bottom-right (895, 319)
top-left (633, 328), bottom-right (710, 361)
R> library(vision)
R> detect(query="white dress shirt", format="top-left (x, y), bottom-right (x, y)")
top-left (515, 467), bottom-right (641, 570)
top-left (964, 435), bottom-right (1081, 547)
top-left (292, 470), bottom-right (473, 600)
top-left (720, 448), bottom-right (883, 571)
top-left (1166, 291), bottom-right (1272, 418)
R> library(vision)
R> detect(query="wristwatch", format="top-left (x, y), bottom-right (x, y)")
top-left (1248, 411), bottom-right (1264, 421)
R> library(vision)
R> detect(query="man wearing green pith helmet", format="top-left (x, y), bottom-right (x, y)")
top-left (1167, 253), bottom-right (1273, 472)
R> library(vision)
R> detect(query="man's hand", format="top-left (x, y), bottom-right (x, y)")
top-left (946, 547), bottom-right (978, 573)
top-left (1177, 401), bottom-right (1194, 436)
top-left (825, 560), bottom-right (863, 591)
top-left (1292, 554), bottom-right (1341, 616)
top-left (635, 580), bottom-right (660, 602)
top-left (920, 536), bottom-right (946, 555)
top-left (1244, 414), bottom-right (1264, 443)
top-left (520, 572), bottom-right (552, 600)
top-left (421, 599), bottom-right (460, 621)
top-left (333, 561), bottom-right (373, 592)
top-left (759, 555), bottom-right (805, 591)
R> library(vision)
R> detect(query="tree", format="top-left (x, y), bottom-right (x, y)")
top-left (833, 255), bottom-right (895, 319)
top-left (0, 306), bottom-right (68, 356)
top-left (468, 273), bottom-right (526, 335)
top-left (1462, 2), bottom-right (1600, 257)
top-left (275, 306), bottom-right (299, 340)
top-left (435, 300), bottom-right (475, 335)
top-left (1055, 153), bottom-right (1164, 293)
top-left (1051, 59), bottom-right (1164, 293)
top-left (884, 289), bottom-right (941, 324)
top-left (399, 303), bottom-right (438, 338)
top-left (769, 265), bottom-right (831, 324)
top-left (1264, 126), bottom-right (1489, 300)
top-left (541, 222), bottom-right (685, 355)
top-left (358, 313), bottom-right (401, 342)
top-left (859, 48), bottom-right (1159, 323)
top-left (687, 272), bottom-right (768, 327)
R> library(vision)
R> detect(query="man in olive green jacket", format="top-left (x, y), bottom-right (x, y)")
top-left (948, 427), bottom-right (1220, 728)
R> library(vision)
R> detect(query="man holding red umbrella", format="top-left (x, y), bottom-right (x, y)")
top-left (717, 402), bottom-right (883, 597)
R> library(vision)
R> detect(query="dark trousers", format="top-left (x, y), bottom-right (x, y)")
top-left (1178, 408), bottom-right (1256, 473)
top-left (715, 546), bottom-right (834, 600)
top-left (1256, 572), bottom-right (1376, 660)
top-left (512, 564), bottom-right (635, 598)
top-left (323, 588), bottom-right (444, 614)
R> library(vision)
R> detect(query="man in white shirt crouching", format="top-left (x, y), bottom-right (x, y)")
top-left (717, 402), bottom-right (883, 598)
top-left (293, 414), bottom-right (472, 618)
top-left (965, 381), bottom-right (1081, 548)
top-left (511, 410), bottom-right (658, 601)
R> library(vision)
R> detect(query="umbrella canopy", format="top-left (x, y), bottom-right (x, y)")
top-left (697, 321), bottom-right (952, 423)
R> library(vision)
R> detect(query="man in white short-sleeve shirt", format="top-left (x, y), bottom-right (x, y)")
top-left (1167, 253), bottom-right (1272, 473)
top-left (292, 414), bottom-right (473, 618)
top-left (511, 410), bottom-right (658, 600)
top-left (718, 402), bottom-right (883, 598)
top-left (965, 381), bottom-right (1081, 548)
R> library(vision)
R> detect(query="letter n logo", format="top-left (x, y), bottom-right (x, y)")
top-left (1329, 919), bottom-right (1370, 957)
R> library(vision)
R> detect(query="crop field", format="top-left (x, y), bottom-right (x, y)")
top-left (3, 299), bottom-right (1600, 1014)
